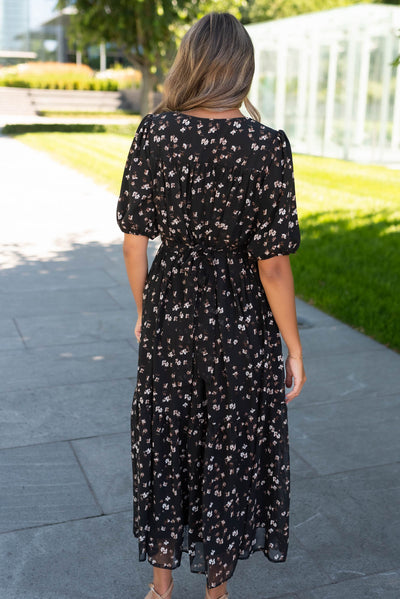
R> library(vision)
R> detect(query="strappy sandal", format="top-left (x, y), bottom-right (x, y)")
top-left (144, 577), bottom-right (174, 599)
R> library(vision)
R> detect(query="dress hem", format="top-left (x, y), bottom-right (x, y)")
top-left (134, 528), bottom-right (288, 590)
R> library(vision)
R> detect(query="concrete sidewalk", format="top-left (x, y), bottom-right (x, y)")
top-left (0, 135), bottom-right (399, 599)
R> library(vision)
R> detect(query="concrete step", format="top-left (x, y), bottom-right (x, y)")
top-left (0, 88), bottom-right (36, 115)
top-left (0, 87), bottom-right (163, 116)
top-left (29, 89), bottom-right (123, 111)
top-left (0, 87), bottom-right (126, 115)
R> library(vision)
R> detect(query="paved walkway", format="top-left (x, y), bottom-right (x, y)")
top-left (0, 135), bottom-right (399, 599)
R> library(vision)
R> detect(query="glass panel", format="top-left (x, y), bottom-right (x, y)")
top-left (258, 48), bottom-right (276, 125)
top-left (284, 47), bottom-right (300, 138)
top-left (332, 39), bottom-right (347, 148)
top-left (366, 35), bottom-right (385, 148)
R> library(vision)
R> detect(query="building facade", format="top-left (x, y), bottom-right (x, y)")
top-left (0, 0), bottom-right (30, 56)
top-left (0, 0), bottom-right (64, 63)
top-left (246, 4), bottom-right (400, 165)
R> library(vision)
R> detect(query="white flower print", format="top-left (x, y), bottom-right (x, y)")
top-left (116, 111), bottom-right (299, 591)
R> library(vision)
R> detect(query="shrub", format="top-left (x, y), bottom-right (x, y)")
top-left (0, 61), bottom-right (130, 91)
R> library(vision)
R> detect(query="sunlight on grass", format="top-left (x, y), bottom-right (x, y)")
top-left (292, 155), bottom-right (400, 351)
top-left (18, 132), bottom-right (132, 192)
top-left (14, 130), bottom-right (400, 351)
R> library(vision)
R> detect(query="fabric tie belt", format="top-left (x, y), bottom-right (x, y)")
top-left (159, 238), bottom-right (251, 386)
top-left (161, 238), bottom-right (249, 256)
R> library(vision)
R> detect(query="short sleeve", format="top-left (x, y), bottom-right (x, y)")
top-left (247, 129), bottom-right (300, 261)
top-left (116, 113), bottom-right (159, 239)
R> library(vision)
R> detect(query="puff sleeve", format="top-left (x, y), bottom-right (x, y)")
top-left (247, 129), bottom-right (300, 261)
top-left (116, 113), bottom-right (159, 239)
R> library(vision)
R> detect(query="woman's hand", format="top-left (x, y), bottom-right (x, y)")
top-left (285, 355), bottom-right (306, 403)
top-left (134, 316), bottom-right (142, 343)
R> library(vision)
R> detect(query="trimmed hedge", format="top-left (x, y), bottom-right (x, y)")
top-left (0, 78), bottom-right (119, 91)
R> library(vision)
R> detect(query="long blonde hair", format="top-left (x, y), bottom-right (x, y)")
top-left (154, 12), bottom-right (260, 121)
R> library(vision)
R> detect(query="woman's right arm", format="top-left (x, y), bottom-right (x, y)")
top-left (258, 253), bottom-right (306, 403)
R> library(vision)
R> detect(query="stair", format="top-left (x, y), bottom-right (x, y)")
top-left (0, 87), bottom-right (37, 115)
top-left (0, 87), bottom-right (129, 116)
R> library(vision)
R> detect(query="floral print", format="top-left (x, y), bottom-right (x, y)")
top-left (116, 111), bottom-right (300, 589)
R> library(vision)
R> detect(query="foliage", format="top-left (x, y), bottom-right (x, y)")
top-left (95, 66), bottom-right (142, 88)
top-left (240, 0), bottom-right (370, 23)
top-left (57, 0), bottom-right (244, 69)
top-left (0, 62), bottom-right (122, 90)
top-left (56, 0), bottom-right (245, 113)
top-left (7, 126), bottom-right (400, 351)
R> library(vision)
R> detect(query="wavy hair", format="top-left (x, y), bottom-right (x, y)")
top-left (154, 12), bottom-right (260, 121)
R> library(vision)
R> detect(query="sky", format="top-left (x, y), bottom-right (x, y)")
top-left (30, 0), bottom-right (58, 29)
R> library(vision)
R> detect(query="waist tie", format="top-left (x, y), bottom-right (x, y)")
top-left (159, 238), bottom-right (250, 387)
top-left (162, 238), bottom-right (249, 256)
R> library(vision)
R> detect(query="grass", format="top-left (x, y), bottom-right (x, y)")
top-left (290, 155), bottom-right (400, 351)
top-left (9, 128), bottom-right (400, 352)
top-left (13, 130), bottom-right (133, 191)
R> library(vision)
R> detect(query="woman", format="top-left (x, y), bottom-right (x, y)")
top-left (116, 12), bottom-right (306, 599)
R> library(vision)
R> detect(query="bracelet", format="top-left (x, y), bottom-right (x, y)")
top-left (287, 354), bottom-right (303, 359)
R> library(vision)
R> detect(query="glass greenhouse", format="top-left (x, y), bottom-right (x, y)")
top-left (246, 3), bottom-right (400, 166)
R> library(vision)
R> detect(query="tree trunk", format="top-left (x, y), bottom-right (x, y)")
top-left (140, 68), bottom-right (156, 116)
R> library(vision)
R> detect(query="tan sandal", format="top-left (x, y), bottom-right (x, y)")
top-left (205, 585), bottom-right (229, 599)
top-left (144, 577), bottom-right (174, 599)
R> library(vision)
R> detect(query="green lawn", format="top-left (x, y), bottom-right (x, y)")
top-left (290, 155), bottom-right (399, 352)
top-left (13, 130), bottom-right (400, 352)
top-left (16, 130), bottom-right (133, 191)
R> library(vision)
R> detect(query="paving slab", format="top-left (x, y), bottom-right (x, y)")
top-left (295, 321), bottom-right (384, 357)
top-left (296, 570), bottom-right (400, 599)
top-left (286, 347), bottom-right (399, 407)
top-left (289, 391), bottom-right (400, 474)
top-left (0, 511), bottom-right (135, 599)
top-left (103, 264), bottom-right (137, 285)
top-left (107, 284), bottom-right (139, 312)
top-left (0, 266), bottom-right (117, 292)
top-left (0, 440), bottom-right (102, 533)
top-left (0, 509), bottom-right (330, 599)
top-left (294, 298), bottom-right (342, 327)
top-left (10, 242), bottom-right (123, 271)
top-left (0, 379), bottom-right (133, 450)
top-left (71, 432), bottom-right (132, 514)
top-left (288, 447), bottom-right (319, 480)
top-left (290, 462), bottom-right (400, 582)
top-left (0, 318), bottom-right (24, 351)
top-left (0, 287), bottom-right (120, 318)
top-left (228, 530), bottom-right (331, 598)
top-left (0, 340), bottom-right (137, 392)
top-left (15, 309), bottom-right (138, 348)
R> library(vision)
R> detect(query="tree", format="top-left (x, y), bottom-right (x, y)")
top-left (240, 0), bottom-right (367, 24)
top-left (57, 0), bottom-right (245, 115)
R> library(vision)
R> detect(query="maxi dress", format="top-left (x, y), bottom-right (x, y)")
top-left (116, 111), bottom-right (301, 590)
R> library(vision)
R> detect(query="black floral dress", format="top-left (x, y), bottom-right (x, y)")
top-left (116, 111), bottom-right (300, 590)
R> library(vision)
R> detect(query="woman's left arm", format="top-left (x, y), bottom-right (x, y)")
top-left (122, 233), bottom-right (149, 340)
